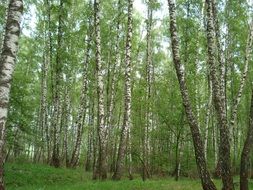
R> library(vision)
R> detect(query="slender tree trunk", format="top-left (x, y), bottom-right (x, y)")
top-left (106, 0), bottom-right (121, 174)
top-left (92, 103), bottom-right (98, 179)
top-left (63, 87), bottom-right (70, 167)
top-left (0, 0), bottom-right (8, 50)
top-left (174, 134), bottom-right (180, 181)
top-left (204, 80), bottom-right (212, 159)
top-left (143, 0), bottom-right (153, 180)
top-left (212, 0), bottom-right (226, 111)
top-left (167, 1), bottom-right (217, 190)
top-left (127, 127), bottom-right (133, 180)
top-left (93, 0), bottom-right (107, 180)
top-left (206, 1), bottom-right (234, 189)
top-left (229, 18), bottom-right (252, 170)
top-left (112, 0), bottom-right (133, 181)
top-left (175, 140), bottom-right (183, 181)
top-left (239, 23), bottom-right (253, 190)
top-left (240, 88), bottom-right (253, 190)
top-left (44, 0), bottom-right (52, 164)
top-left (230, 22), bottom-right (253, 128)
top-left (38, 5), bottom-right (50, 163)
top-left (70, 16), bottom-right (92, 168)
top-left (0, 1), bottom-right (23, 189)
top-left (174, 111), bottom-right (184, 181)
top-left (85, 103), bottom-right (94, 171)
top-left (110, 109), bottom-right (122, 173)
top-left (51, 0), bottom-right (64, 168)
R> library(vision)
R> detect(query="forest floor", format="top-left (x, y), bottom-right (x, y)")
top-left (5, 162), bottom-right (252, 190)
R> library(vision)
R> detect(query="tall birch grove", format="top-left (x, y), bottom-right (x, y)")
top-left (1, 0), bottom-right (253, 190)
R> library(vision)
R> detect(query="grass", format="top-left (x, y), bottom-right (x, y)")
top-left (5, 162), bottom-right (253, 190)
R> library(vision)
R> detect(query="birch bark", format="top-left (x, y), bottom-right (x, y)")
top-left (0, 0), bottom-right (23, 189)
top-left (206, 0), bottom-right (234, 189)
top-left (93, 0), bottom-right (107, 180)
top-left (239, 22), bottom-right (253, 190)
top-left (51, 0), bottom-right (64, 168)
top-left (168, 1), bottom-right (216, 189)
top-left (112, 0), bottom-right (133, 180)
top-left (70, 16), bottom-right (92, 168)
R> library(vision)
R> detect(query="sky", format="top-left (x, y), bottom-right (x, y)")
top-left (134, 0), bottom-right (147, 15)
top-left (134, 0), bottom-right (167, 18)
top-left (23, 0), bottom-right (167, 36)
top-left (22, 0), bottom-right (253, 51)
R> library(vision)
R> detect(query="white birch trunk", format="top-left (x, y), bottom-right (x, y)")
top-left (0, 0), bottom-right (23, 189)
top-left (112, 0), bottom-right (133, 180)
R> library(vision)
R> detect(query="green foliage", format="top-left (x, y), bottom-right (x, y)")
top-left (5, 162), bottom-right (86, 189)
top-left (4, 162), bottom-right (226, 190)
top-left (4, 0), bottom-right (253, 186)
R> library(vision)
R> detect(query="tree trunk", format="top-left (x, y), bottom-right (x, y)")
top-left (38, 2), bottom-right (50, 163)
top-left (175, 140), bottom-right (183, 181)
top-left (112, 0), bottom-right (133, 181)
top-left (62, 87), bottom-right (70, 167)
top-left (230, 18), bottom-right (253, 141)
top-left (143, 0), bottom-right (153, 180)
top-left (106, 0), bottom-right (121, 174)
top-left (44, 0), bottom-right (52, 164)
top-left (51, 0), bottom-right (64, 168)
top-left (204, 80), bottom-right (212, 159)
top-left (239, 23), bottom-right (253, 190)
top-left (85, 112), bottom-right (93, 171)
top-left (167, 1), bottom-right (217, 190)
top-left (206, 0), bottom-right (234, 189)
top-left (127, 127), bottom-right (133, 180)
top-left (0, 0), bottom-right (8, 50)
top-left (240, 88), bottom-right (253, 190)
top-left (69, 15), bottom-right (92, 168)
top-left (93, 0), bottom-right (107, 180)
top-left (0, 0), bottom-right (23, 189)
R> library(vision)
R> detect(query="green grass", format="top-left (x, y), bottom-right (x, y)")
top-left (4, 162), bottom-right (253, 190)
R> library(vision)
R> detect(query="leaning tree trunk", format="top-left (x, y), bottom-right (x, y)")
top-left (93, 0), bottom-right (107, 180)
top-left (206, 0), bottom-right (234, 189)
top-left (240, 88), bottom-right (253, 190)
top-left (112, 0), bottom-right (133, 181)
top-left (167, 1), bottom-right (217, 190)
top-left (0, 0), bottom-right (23, 189)
top-left (69, 16), bottom-right (92, 168)
top-left (210, 0), bottom-right (252, 186)
top-left (230, 21), bottom-right (253, 129)
top-left (239, 22), bottom-right (253, 190)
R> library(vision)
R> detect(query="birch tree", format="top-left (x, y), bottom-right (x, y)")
top-left (93, 0), bottom-right (107, 180)
top-left (112, 0), bottom-right (133, 181)
top-left (142, 0), bottom-right (153, 180)
top-left (51, 0), bottom-right (64, 168)
top-left (106, 0), bottom-right (122, 173)
top-left (240, 87), bottom-right (253, 190)
top-left (0, 0), bottom-right (23, 189)
top-left (69, 13), bottom-right (92, 168)
top-left (206, 0), bottom-right (235, 189)
top-left (167, 1), bottom-right (217, 189)
top-left (239, 21), bottom-right (253, 190)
